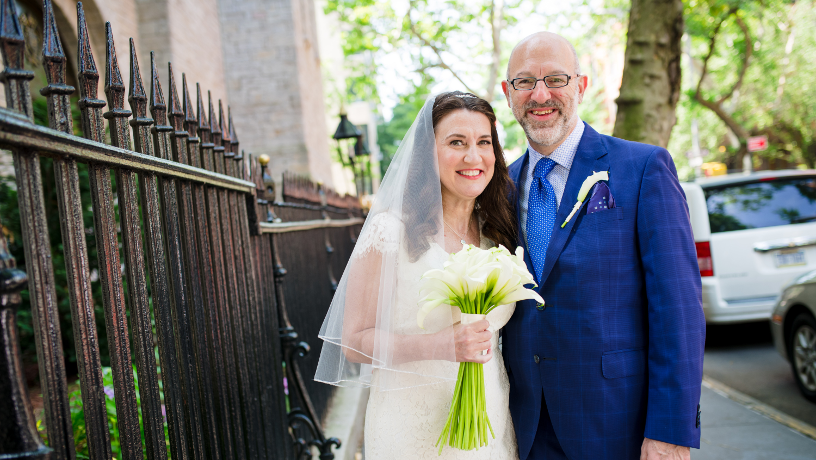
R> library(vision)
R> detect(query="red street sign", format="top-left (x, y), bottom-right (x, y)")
top-left (747, 135), bottom-right (768, 152)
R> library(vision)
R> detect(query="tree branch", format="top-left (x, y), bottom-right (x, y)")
top-left (694, 8), bottom-right (752, 142)
top-left (695, 10), bottom-right (733, 100)
top-left (694, 96), bottom-right (750, 140)
top-left (716, 16), bottom-right (752, 105)
top-left (407, 1), bottom-right (480, 97)
top-left (415, 63), bottom-right (442, 73)
top-left (773, 2), bottom-right (798, 115)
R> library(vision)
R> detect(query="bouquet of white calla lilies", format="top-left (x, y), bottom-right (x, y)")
top-left (417, 244), bottom-right (544, 453)
top-left (418, 244), bottom-right (542, 329)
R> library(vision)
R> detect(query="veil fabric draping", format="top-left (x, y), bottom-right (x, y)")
top-left (315, 94), bottom-right (459, 391)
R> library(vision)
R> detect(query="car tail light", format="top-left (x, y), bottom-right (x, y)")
top-left (696, 241), bottom-right (714, 277)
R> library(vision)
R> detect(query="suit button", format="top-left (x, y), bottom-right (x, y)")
top-left (534, 355), bottom-right (540, 364)
top-left (536, 302), bottom-right (546, 311)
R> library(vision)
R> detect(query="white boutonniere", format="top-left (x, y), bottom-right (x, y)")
top-left (561, 171), bottom-right (609, 228)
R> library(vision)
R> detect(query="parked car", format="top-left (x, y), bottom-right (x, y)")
top-left (680, 170), bottom-right (816, 324)
top-left (771, 272), bottom-right (816, 402)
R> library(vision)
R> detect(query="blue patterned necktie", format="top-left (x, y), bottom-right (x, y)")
top-left (527, 157), bottom-right (557, 283)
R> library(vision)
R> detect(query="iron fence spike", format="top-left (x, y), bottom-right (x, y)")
top-left (40, 0), bottom-right (74, 110)
top-left (167, 63), bottom-right (183, 118)
top-left (182, 73), bottom-right (196, 124)
top-left (77, 3), bottom-right (98, 76)
top-left (42, 0), bottom-right (65, 60)
top-left (104, 23), bottom-right (125, 105)
top-left (228, 105), bottom-right (238, 145)
top-left (128, 38), bottom-right (147, 108)
top-left (76, 2), bottom-right (105, 141)
top-left (219, 99), bottom-right (230, 143)
top-left (103, 22), bottom-right (130, 148)
top-left (0, 0), bottom-right (23, 43)
top-left (220, 100), bottom-right (233, 162)
top-left (150, 52), bottom-right (166, 110)
top-left (149, 52), bottom-right (168, 132)
top-left (209, 91), bottom-right (220, 135)
top-left (196, 82), bottom-right (208, 130)
top-left (128, 38), bottom-right (153, 156)
top-left (0, 0), bottom-right (33, 119)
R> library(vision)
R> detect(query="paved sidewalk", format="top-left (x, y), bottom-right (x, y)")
top-left (697, 379), bottom-right (816, 459)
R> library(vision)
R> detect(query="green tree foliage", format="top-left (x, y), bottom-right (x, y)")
top-left (377, 88), bottom-right (430, 176)
top-left (670, 0), bottom-right (816, 176)
top-left (325, 0), bottom-right (535, 158)
top-left (325, 0), bottom-right (522, 104)
top-left (326, 0), bottom-right (633, 162)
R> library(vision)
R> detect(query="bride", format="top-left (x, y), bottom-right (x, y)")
top-left (316, 91), bottom-right (520, 459)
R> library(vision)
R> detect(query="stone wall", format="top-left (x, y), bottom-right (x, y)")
top-left (135, 0), bottom-right (229, 106)
top-left (1, 0), bottom-right (333, 188)
top-left (218, 0), bottom-right (334, 186)
top-left (291, 0), bottom-right (333, 186)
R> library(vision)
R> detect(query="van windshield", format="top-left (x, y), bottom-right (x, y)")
top-left (704, 177), bottom-right (816, 233)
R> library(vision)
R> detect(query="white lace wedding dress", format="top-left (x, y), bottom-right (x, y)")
top-left (360, 213), bottom-right (519, 459)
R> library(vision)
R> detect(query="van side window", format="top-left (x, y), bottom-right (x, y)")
top-left (705, 178), bottom-right (816, 233)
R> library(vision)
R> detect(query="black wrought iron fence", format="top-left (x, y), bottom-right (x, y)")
top-left (266, 175), bottom-right (361, 427)
top-left (0, 1), bottom-right (363, 459)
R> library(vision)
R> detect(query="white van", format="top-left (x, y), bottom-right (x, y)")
top-left (681, 170), bottom-right (816, 324)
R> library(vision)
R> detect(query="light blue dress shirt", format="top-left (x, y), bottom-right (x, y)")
top-left (520, 119), bottom-right (585, 246)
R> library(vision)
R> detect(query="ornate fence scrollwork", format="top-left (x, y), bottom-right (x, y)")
top-left (0, 218), bottom-right (51, 459)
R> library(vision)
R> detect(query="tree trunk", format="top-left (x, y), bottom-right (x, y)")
top-left (484, 0), bottom-right (504, 103)
top-left (613, 0), bottom-right (683, 148)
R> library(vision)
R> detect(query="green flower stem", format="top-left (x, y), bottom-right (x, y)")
top-left (435, 296), bottom-right (498, 454)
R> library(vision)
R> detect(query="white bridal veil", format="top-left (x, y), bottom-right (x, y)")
top-left (315, 94), bottom-right (459, 391)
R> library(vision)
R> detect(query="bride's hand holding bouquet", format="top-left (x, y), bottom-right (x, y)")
top-left (418, 244), bottom-right (543, 453)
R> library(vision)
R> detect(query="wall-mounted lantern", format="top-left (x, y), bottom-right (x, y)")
top-left (332, 113), bottom-right (364, 196)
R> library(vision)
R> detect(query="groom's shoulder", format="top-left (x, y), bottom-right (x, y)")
top-left (508, 152), bottom-right (526, 172)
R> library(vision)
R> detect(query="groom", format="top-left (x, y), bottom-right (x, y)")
top-left (502, 32), bottom-right (705, 460)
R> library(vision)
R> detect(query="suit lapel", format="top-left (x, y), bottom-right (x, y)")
top-left (537, 123), bottom-right (609, 288)
top-left (509, 151), bottom-right (536, 278)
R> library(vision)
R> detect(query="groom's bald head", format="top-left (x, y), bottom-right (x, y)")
top-left (506, 32), bottom-right (581, 80)
top-left (502, 32), bottom-right (587, 155)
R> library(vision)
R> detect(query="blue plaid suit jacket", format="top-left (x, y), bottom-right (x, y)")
top-left (505, 123), bottom-right (705, 459)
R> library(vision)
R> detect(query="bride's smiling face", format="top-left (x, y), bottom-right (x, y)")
top-left (435, 109), bottom-right (496, 203)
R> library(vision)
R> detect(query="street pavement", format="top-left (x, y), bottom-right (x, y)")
top-left (699, 321), bottom-right (816, 459)
top-left (704, 322), bottom-right (816, 427)
top-left (696, 382), bottom-right (816, 459)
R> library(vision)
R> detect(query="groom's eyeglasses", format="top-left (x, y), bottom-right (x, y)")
top-left (509, 74), bottom-right (578, 91)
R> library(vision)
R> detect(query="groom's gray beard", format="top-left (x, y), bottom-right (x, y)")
top-left (511, 97), bottom-right (576, 149)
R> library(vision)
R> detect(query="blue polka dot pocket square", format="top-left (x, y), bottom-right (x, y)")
top-left (587, 181), bottom-right (615, 214)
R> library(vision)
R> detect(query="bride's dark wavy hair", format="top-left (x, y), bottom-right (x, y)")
top-left (403, 91), bottom-right (517, 261)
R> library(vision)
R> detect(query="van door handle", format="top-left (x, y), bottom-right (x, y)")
top-left (754, 237), bottom-right (816, 253)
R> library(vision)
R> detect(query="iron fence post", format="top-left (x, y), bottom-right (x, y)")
top-left (0, 218), bottom-right (51, 459)
top-left (147, 51), bottom-right (190, 460)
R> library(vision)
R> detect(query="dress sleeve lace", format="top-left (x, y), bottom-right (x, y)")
top-left (354, 212), bottom-right (401, 257)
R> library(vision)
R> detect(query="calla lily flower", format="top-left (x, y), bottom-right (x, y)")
top-left (417, 244), bottom-right (541, 328)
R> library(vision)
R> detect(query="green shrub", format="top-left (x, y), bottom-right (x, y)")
top-left (38, 365), bottom-right (171, 459)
